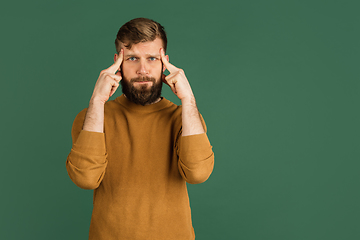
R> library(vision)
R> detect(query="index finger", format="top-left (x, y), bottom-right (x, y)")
top-left (160, 48), bottom-right (178, 74)
top-left (108, 49), bottom-right (124, 73)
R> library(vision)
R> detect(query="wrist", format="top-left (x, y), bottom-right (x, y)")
top-left (181, 95), bottom-right (196, 106)
top-left (89, 96), bottom-right (106, 106)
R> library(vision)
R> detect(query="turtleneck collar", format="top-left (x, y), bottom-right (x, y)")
top-left (115, 94), bottom-right (172, 113)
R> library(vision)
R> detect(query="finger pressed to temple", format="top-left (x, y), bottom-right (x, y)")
top-left (160, 49), bottom-right (178, 74)
top-left (109, 49), bottom-right (124, 73)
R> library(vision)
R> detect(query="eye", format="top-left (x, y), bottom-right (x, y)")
top-left (128, 57), bottom-right (137, 61)
top-left (149, 57), bottom-right (157, 61)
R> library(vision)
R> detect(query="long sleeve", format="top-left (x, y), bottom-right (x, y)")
top-left (176, 113), bottom-right (214, 184)
top-left (66, 109), bottom-right (108, 190)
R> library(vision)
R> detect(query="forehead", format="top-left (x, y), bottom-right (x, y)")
top-left (124, 38), bottom-right (163, 55)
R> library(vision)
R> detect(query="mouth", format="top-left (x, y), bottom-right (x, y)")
top-left (133, 81), bottom-right (154, 89)
top-left (130, 76), bottom-right (156, 88)
top-left (134, 81), bottom-right (152, 84)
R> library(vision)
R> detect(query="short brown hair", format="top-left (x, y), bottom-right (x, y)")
top-left (115, 18), bottom-right (167, 53)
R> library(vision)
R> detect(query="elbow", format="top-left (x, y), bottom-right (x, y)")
top-left (179, 155), bottom-right (214, 184)
top-left (186, 170), bottom-right (212, 184)
top-left (66, 158), bottom-right (105, 190)
top-left (70, 173), bottom-right (102, 190)
top-left (77, 181), bottom-right (101, 190)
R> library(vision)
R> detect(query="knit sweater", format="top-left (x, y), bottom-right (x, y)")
top-left (66, 94), bottom-right (214, 240)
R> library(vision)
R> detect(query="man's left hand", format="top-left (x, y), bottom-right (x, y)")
top-left (160, 49), bottom-right (194, 102)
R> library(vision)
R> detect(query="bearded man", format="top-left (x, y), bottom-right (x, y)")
top-left (66, 18), bottom-right (214, 240)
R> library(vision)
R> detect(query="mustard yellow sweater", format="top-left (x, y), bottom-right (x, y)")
top-left (66, 94), bottom-right (214, 240)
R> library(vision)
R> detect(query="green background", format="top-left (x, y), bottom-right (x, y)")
top-left (1, 0), bottom-right (359, 239)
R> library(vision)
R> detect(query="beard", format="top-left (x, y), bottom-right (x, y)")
top-left (121, 73), bottom-right (163, 106)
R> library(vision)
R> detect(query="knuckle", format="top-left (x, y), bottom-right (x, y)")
top-left (100, 69), bottom-right (109, 74)
top-left (100, 71), bottom-right (110, 78)
top-left (103, 75), bottom-right (110, 81)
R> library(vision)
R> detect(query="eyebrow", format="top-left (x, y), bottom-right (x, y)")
top-left (125, 53), bottom-right (160, 58)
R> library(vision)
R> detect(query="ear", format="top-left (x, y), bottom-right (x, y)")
top-left (162, 55), bottom-right (169, 72)
top-left (114, 53), bottom-right (119, 63)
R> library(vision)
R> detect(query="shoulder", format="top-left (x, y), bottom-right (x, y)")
top-left (158, 99), bottom-right (182, 120)
top-left (103, 98), bottom-right (126, 116)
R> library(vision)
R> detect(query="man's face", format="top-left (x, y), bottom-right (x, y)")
top-left (115, 38), bottom-right (168, 105)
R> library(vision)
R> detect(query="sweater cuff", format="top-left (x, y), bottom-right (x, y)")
top-left (179, 133), bottom-right (213, 161)
top-left (73, 130), bottom-right (106, 156)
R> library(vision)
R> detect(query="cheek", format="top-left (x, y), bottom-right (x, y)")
top-left (154, 67), bottom-right (163, 79)
top-left (121, 64), bottom-right (134, 76)
top-left (152, 62), bottom-right (163, 74)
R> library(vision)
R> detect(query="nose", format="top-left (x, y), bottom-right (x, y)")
top-left (136, 59), bottom-right (149, 75)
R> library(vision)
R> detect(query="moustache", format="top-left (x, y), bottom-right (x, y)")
top-left (130, 76), bottom-right (156, 83)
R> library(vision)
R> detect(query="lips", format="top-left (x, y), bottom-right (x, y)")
top-left (134, 81), bottom-right (152, 84)
top-left (131, 76), bottom-right (156, 83)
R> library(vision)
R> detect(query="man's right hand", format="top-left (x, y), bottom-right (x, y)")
top-left (82, 49), bottom-right (123, 133)
top-left (90, 49), bottom-right (124, 105)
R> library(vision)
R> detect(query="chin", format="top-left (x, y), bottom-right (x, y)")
top-left (121, 80), bottom-right (163, 106)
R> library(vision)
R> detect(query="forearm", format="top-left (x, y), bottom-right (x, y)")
top-left (177, 133), bottom-right (214, 184)
top-left (181, 96), bottom-right (205, 136)
top-left (67, 52), bottom-right (122, 188)
top-left (83, 98), bottom-right (105, 133)
top-left (66, 130), bottom-right (107, 189)
top-left (179, 96), bottom-right (213, 184)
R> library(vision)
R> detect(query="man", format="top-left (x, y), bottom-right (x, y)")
top-left (66, 18), bottom-right (214, 239)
